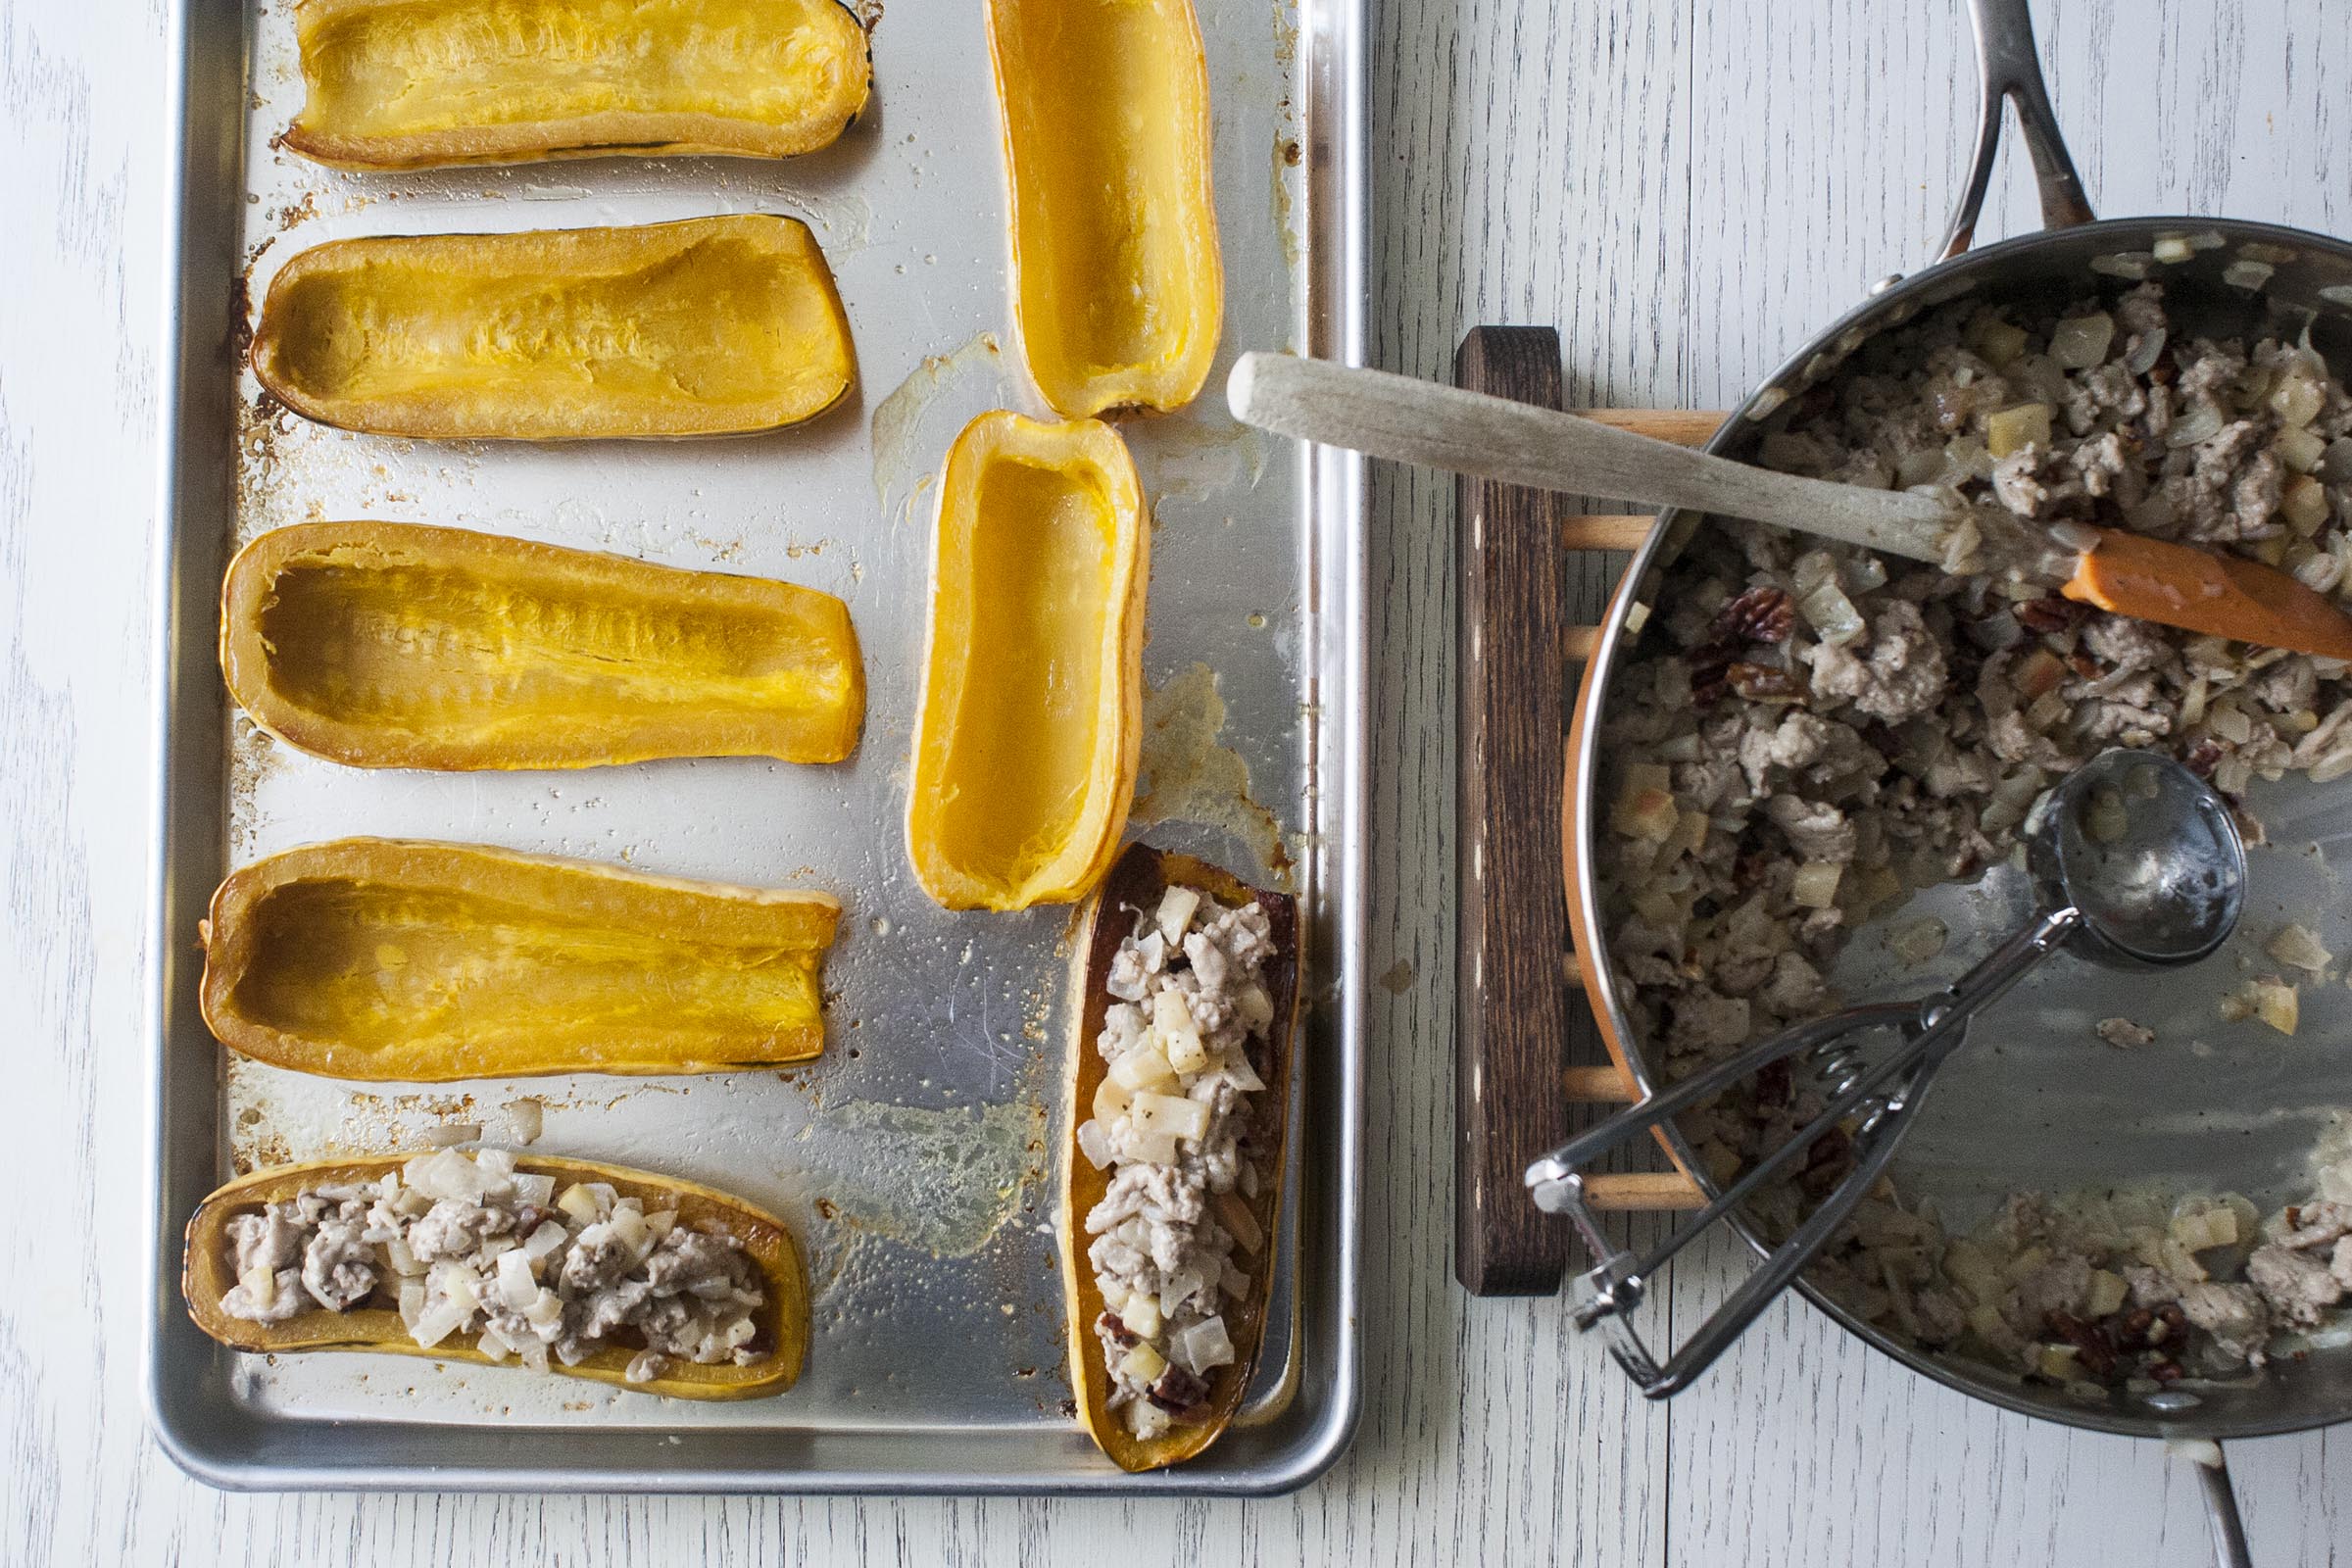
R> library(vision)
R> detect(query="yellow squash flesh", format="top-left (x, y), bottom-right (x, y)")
top-left (184, 1154), bottom-right (808, 1398)
top-left (220, 520), bottom-right (865, 770)
top-left (201, 838), bottom-right (839, 1080)
top-left (906, 412), bottom-right (1147, 910)
top-left (282, 0), bottom-right (871, 171)
top-left (251, 215), bottom-right (857, 439)
top-left (986, 0), bottom-right (1223, 416)
top-left (1063, 844), bottom-right (1301, 1471)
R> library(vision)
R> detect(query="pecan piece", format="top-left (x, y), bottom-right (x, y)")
top-left (1147, 1362), bottom-right (1210, 1413)
top-left (1727, 662), bottom-right (1801, 702)
top-left (1709, 585), bottom-right (1796, 646)
top-left (1097, 1310), bottom-right (1139, 1349)
top-left (2182, 739), bottom-right (2224, 778)
top-left (2044, 1309), bottom-right (2119, 1379)
top-left (2014, 596), bottom-right (2090, 634)
top-left (1689, 642), bottom-right (1734, 706)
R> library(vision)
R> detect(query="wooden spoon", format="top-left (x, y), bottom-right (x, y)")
top-left (1229, 353), bottom-right (2352, 661)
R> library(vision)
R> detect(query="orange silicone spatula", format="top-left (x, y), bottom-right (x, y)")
top-left (1230, 353), bottom-right (2352, 662)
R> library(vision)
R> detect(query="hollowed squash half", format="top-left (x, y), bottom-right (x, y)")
top-left (986, 0), bottom-right (1223, 416)
top-left (220, 520), bottom-right (864, 770)
top-left (907, 412), bottom-right (1147, 910)
top-left (201, 838), bottom-right (840, 1080)
top-left (281, 0), bottom-right (871, 171)
top-left (251, 215), bottom-right (857, 440)
top-left (184, 1153), bottom-right (808, 1399)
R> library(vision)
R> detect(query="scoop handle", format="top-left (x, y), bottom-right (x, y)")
top-left (1228, 353), bottom-right (1955, 564)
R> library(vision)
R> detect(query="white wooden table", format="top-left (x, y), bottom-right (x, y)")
top-left (4, 0), bottom-right (2347, 1562)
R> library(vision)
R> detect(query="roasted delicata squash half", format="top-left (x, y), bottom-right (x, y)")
top-left (1064, 843), bottom-right (1300, 1470)
top-left (906, 412), bottom-right (1147, 910)
top-left (220, 520), bottom-right (865, 770)
top-left (184, 1148), bottom-right (808, 1398)
top-left (251, 216), bottom-right (857, 440)
top-left (986, 0), bottom-right (1223, 416)
top-left (201, 838), bottom-right (839, 1080)
top-left (281, 0), bottom-right (871, 171)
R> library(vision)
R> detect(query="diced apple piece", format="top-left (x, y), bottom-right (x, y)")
top-left (1985, 402), bottom-right (2054, 458)
top-left (1133, 1091), bottom-right (1210, 1144)
top-left (1122, 1292), bottom-right (1162, 1338)
top-left (1118, 1342), bottom-right (1167, 1388)
top-left (1791, 860), bottom-right (1842, 909)
top-left (1154, 886), bottom-right (1201, 944)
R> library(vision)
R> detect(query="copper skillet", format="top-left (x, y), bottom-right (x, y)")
top-left (1233, 0), bottom-right (2352, 1559)
top-left (1553, 0), bottom-right (2352, 1559)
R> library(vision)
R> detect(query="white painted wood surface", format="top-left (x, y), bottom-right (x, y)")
top-left (1, 0), bottom-right (2346, 1562)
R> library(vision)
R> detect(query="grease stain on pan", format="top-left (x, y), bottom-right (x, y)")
top-left (1132, 661), bottom-right (1293, 886)
top-left (868, 331), bottom-right (1007, 519)
top-left (788, 1097), bottom-right (1045, 1259)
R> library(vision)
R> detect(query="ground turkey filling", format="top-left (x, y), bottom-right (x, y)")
top-left (1603, 276), bottom-right (2352, 1390)
top-left (219, 1148), bottom-right (767, 1384)
top-left (1078, 886), bottom-right (1277, 1441)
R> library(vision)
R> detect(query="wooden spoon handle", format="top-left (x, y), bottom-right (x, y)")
top-left (1229, 353), bottom-right (1956, 564)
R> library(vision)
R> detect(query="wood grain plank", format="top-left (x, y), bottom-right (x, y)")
top-left (1453, 324), bottom-right (1574, 1296)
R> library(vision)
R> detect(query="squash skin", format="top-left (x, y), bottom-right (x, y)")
top-left (1062, 844), bottom-right (1301, 1471)
top-left (184, 1153), bottom-right (808, 1399)
top-left (281, 0), bottom-right (872, 172)
top-left (250, 215), bottom-right (858, 440)
top-left (986, 0), bottom-right (1223, 416)
top-left (906, 412), bottom-right (1147, 910)
top-left (201, 838), bottom-right (839, 1080)
top-left (220, 520), bottom-right (865, 771)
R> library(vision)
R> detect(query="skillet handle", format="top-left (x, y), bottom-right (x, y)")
top-left (1938, 0), bottom-right (2097, 261)
top-left (1450, 324), bottom-right (1576, 1296)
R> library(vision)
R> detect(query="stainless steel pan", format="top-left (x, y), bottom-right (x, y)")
top-left (1562, 0), bottom-right (2352, 1556)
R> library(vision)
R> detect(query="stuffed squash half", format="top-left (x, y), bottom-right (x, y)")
top-left (251, 216), bottom-right (856, 440)
top-left (1063, 843), bottom-right (1300, 1471)
top-left (220, 521), bottom-right (864, 770)
top-left (282, 0), bottom-right (871, 170)
top-left (201, 838), bottom-right (839, 1080)
top-left (184, 1149), bottom-right (808, 1398)
top-left (906, 412), bottom-right (1147, 910)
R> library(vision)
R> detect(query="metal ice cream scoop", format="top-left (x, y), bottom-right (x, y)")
top-left (1524, 747), bottom-right (2247, 1397)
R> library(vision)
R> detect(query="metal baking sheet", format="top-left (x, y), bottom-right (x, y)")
top-left (146, 0), bottom-right (1365, 1493)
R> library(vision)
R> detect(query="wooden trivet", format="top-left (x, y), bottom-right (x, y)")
top-left (1454, 324), bottom-right (1718, 1298)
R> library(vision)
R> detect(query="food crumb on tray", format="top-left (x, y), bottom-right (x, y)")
top-left (2095, 1016), bottom-right (2155, 1049)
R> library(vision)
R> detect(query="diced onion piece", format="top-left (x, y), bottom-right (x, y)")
top-left (1214, 1188), bottom-right (1264, 1254)
top-left (1985, 403), bottom-right (2054, 459)
top-left (1117, 1342), bottom-right (1167, 1388)
top-left (476, 1325), bottom-right (513, 1362)
top-left (1110, 1044), bottom-right (1177, 1094)
top-left (502, 1100), bottom-right (545, 1148)
top-left (2089, 251), bottom-right (2153, 280)
top-left (1791, 861), bottom-right (1842, 909)
top-left (496, 1247), bottom-right (538, 1308)
top-left (1234, 983), bottom-right (1275, 1035)
top-left (1154, 887), bottom-right (1202, 944)
top-left (420, 1121), bottom-right (482, 1150)
top-left (2035, 1343), bottom-right (2082, 1382)
top-left (1093, 1073), bottom-right (1133, 1122)
top-left (1133, 1091), bottom-right (1211, 1145)
top-left (1798, 580), bottom-right (1866, 647)
top-left (1611, 786), bottom-right (1681, 842)
top-left (510, 1173), bottom-right (554, 1207)
top-left (521, 1219), bottom-right (567, 1262)
top-left (1076, 1117), bottom-right (1115, 1170)
top-left (409, 1296), bottom-right (467, 1349)
top-left (436, 1266), bottom-right (479, 1316)
top-left (2223, 259), bottom-right (2275, 291)
top-left (1176, 1315), bottom-right (1237, 1374)
top-left (2124, 326), bottom-right (2170, 376)
top-left (383, 1236), bottom-right (422, 1276)
top-left (404, 1148), bottom-right (490, 1202)
top-left (2281, 475), bottom-right (2331, 534)
top-left (398, 1281), bottom-right (426, 1329)
top-left (239, 1264), bottom-right (277, 1309)
top-left (610, 1205), bottom-right (652, 1258)
top-left (1220, 1051), bottom-right (1265, 1094)
top-left (555, 1183), bottom-right (601, 1225)
top-left (523, 1287), bottom-right (564, 1331)
top-left (1966, 314), bottom-right (2030, 367)
top-left (2266, 923), bottom-right (2332, 973)
top-left (2256, 978), bottom-right (2301, 1036)
top-left (1122, 1292), bottom-right (1163, 1339)
top-left (644, 1209), bottom-right (676, 1242)
top-left (2278, 425), bottom-right (2328, 474)
top-left (2152, 234), bottom-right (2194, 264)
top-left (2047, 313), bottom-right (2116, 370)
top-left (2272, 373), bottom-right (2327, 429)
top-left (472, 1147), bottom-right (516, 1180)
top-left (1158, 1267), bottom-right (1205, 1317)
